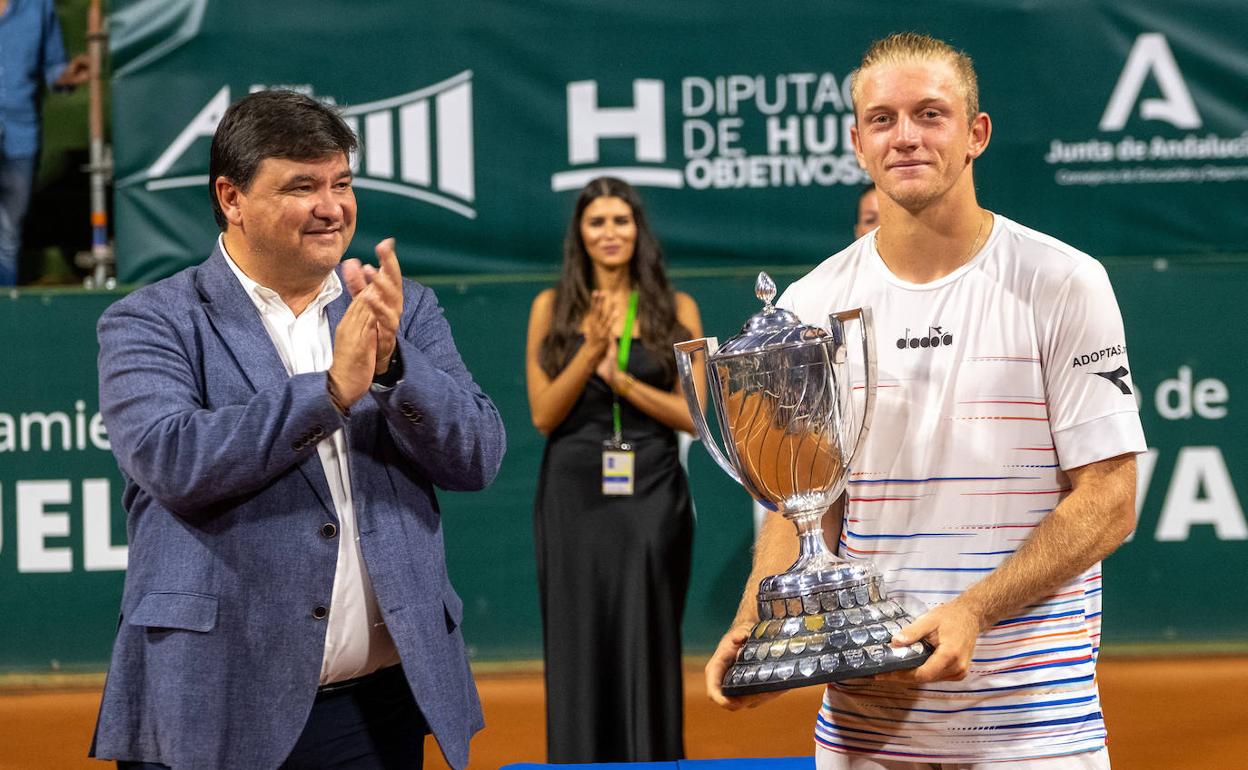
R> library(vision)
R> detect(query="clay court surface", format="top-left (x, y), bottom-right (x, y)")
top-left (1, 656), bottom-right (1244, 769)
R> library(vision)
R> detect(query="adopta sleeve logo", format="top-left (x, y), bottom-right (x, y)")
top-left (1071, 343), bottom-right (1127, 367)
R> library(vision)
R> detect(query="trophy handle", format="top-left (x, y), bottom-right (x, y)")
top-left (829, 307), bottom-right (876, 466)
top-left (674, 337), bottom-right (744, 485)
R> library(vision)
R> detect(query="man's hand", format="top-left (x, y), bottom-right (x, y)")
top-left (327, 287), bottom-right (379, 410)
top-left (705, 621), bottom-right (784, 711)
top-left (55, 54), bottom-right (90, 87)
top-left (876, 599), bottom-right (984, 683)
top-left (873, 456), bottom-right (1137, 685)
top-left (341, 238), bottom-right (404, 376)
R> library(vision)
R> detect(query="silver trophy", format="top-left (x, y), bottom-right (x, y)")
top-left (675, 272), bottom-right (931, 696)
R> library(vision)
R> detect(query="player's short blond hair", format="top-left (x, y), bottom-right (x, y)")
top-left (850, 32), bottom-right (980, 122)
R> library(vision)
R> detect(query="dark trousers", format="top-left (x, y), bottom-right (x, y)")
top-left (118, 665), bottom-right (428, 769)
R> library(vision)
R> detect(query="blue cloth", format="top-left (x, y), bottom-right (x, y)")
top-left (89, 244), bottom-right (507, 770)
top-left (0, 0), bottom-right (70, 158)
top-left (0, 154), bottom-right (34, 284)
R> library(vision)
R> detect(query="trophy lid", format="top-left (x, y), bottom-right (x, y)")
top-left (711, 272), bottom-right (831, 359)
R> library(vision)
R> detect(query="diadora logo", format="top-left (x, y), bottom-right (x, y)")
top-left (1100, 33), bottom-right (1200, 131)
top-left (1092, 366), bottom-right (1133, 395)
top-left (551, 73), bottom-right (867, 193)
top-left (896, 326), bottom-right (953, 351)
top-left (128, 73), bottom-right (477, 219)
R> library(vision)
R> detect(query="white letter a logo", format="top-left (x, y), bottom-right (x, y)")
top-left (1100, 33), bottom-right (1201, 131)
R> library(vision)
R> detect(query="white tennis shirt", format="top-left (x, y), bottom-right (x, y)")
top-left (777, 214), bottom-right (1146, 762)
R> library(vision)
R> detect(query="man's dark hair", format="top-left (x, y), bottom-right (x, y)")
top-left (208, 90), bottom-right (358, 230)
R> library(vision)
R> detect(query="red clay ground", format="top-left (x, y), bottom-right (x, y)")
top-left (1, 656), bottom-right (1244, 769)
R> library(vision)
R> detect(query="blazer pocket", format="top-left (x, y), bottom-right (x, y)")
top-left (127, 591), bottom-right (219, 633)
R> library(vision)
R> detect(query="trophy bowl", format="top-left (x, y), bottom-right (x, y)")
top-left (675, 272), bottom-right (932, 696)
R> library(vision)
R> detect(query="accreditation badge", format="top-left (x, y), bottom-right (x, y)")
top-left (602, 438), bottom-right (635, 496)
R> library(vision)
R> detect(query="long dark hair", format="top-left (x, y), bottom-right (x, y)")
top-left (539, 177), bottom-right (689, 384)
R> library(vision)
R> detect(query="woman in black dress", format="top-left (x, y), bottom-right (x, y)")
top-left (525, 177), bottom-right (706, 763)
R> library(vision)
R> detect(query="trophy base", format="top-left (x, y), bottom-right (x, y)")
top-left (721, 574), bottom-right (933, 697)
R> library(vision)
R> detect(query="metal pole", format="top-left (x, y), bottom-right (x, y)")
top-left (85, 0), bottom-right (114, 288)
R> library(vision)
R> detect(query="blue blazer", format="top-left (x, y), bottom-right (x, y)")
top-left (90, 246), bottom-right (505, 769)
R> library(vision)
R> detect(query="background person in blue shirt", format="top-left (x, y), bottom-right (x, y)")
top-left (0, 0), bottom-right (88, 285)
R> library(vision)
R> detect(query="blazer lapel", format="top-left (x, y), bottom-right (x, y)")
top-left (327, 270), bottom-right (349, 340)
top-left (196, 244), bottom-right (338, 519)
top-left (196, 247), bottom-right (288, 392)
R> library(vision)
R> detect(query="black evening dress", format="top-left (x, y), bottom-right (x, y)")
top-left (533, 339), bottom-right (694, 763)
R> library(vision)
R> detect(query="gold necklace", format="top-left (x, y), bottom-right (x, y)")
top-left (874, 210), bottom-right (990, 266)
top-left (963, 210), bottom-right (989, 265)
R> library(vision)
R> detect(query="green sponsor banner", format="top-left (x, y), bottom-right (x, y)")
top-left (1, 262), bottom-right (1245, 671)
top-left (0, 291), bottom-right (129, 671)
top-left (110, 1), bottom-right (1248, 284)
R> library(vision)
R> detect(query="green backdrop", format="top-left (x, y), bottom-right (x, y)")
top-left (4, 0), bottom-right (1245, 672)
top-left (109, 0), bottom-right (1248, 283)
top-left (1, 260), bottom-right (1245, 671)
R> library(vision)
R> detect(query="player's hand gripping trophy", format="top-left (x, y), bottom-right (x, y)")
top-left (675, 272), bottom-right (932, 696)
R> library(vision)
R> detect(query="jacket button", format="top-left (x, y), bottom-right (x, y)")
top-left (399, 402), bottom-right (415, 416)
top-left (291, 441), bottom-right (303, 451)
top-left (312, 605), bottom-right (329, 620)
top-left (410, 412), bottom-right (423, 424)
top-left (312, 426), bottom-right (325, 438)
top-left (320, 523), bottom-right (337, 539)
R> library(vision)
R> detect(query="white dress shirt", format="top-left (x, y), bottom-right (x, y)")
top-left (221, 238), bottom-right (400, 684)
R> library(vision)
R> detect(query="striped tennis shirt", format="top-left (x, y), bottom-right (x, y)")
top-left (777, 213), bottom-right (1146, 762)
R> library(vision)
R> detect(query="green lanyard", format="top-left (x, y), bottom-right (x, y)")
top-left (612, 290), bottom-right (640, 440)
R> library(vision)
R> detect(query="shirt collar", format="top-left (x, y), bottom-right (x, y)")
top-left (218, 234), bottom-right (343, 317)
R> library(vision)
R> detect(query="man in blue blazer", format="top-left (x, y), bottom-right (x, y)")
top-left (90, 90), bottom-right (506, 769)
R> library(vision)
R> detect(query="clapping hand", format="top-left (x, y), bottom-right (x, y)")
top-left (329, 239), bottom-right (404, 411)
top-left (327, 288), bottom-right (379, 411)
top-left (342, 238), bottom-right (404, 376)
top-left (584, 290), bottom-right (618, 366)
top-left (595, 336), bottom-right (620, 388)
